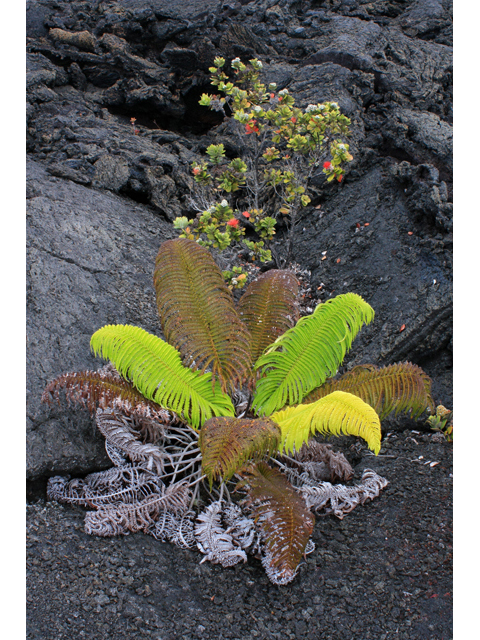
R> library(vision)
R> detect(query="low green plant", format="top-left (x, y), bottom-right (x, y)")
top-left (43, 239), bottom-right (435, 584)
top-left (174, 57), bottom-right (353, 282)
top-left (426, 405), bottom-right (453, 442)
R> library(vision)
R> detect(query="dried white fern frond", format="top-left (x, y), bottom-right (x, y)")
top-left (84, 481), bottom-right (192, 537)
top-left (47, 465), bottom-right (165, 507)
top-left (149, 510), bottom-right (196, 549)
top-left (299, 469), bottom-right (388, 519)
top-left (105, 440), bottom-right (129, 466)
top-left (230, 390), bottom-right (250, 417)
top-left (111, 397), bottom-right (173, 444)
top-left (222, 503), bottom-right (260, 553)
top-left (282, 465), bottom-right (326, 489)
top-left (279, 441), bottom-right (354, 483)
top-left (305, 538), bottom-right (315, 555)
top-left (47, 475), bottom-right (72, 503)
top-left (96, 408), bottom-right (168, 474)
top-left (195, 501), bottom-right (247, 567)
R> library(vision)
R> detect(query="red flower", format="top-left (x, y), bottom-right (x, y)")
top-left (291, 117), bottom-right (297, 123)
top-left (323, 161), bottom-right (331, 169)
top-left (270, 93), bottom-right (275, 99)
top-left (192, 167), bottom-right (201, 175)
top-left (241, 211), bottom-right (250, 218)
top-left (245, 120), bottom-right (259, 134)
top-left (227, 218), bottom-right (239, 228)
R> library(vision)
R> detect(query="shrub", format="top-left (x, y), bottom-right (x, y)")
top-left (174, 57), bottom-right (353, 283)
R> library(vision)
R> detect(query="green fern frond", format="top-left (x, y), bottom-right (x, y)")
top-left (271, 390), bottom-right (382, 455)
top-left (304, 363), bottom-right (435, 419)
top-left (252, 293), bottom-right (375, 416)
top-left (154, 238), bottom-right (252, 391)
top-left (90, 324), bottom-right (235, 430)
top-left (41, 368), bottom-right (163, 417)
top-left (238, 462), bottom-right (314, 585)
top-left (237, 270), bottom-right (300, 365)
top-left (199, 417), bottom-right (281, 485)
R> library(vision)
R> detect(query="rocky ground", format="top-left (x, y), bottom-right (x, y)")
top-left (27, 430), bottom-right (452, 640)
top-left (26, 0), bottom-right (453, 637)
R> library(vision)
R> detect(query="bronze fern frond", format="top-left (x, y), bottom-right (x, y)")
top-left (154, 238), bottom-right (252, 391)
top-left (238, 462), bottom-right (315, 585)
top-left (303, 362), bottom-right (435, 419)
top-left (199, 416), bottom-right (281, 485)
top-left (41, 366), bottom-right (167, 419)
top-left (237, 269), bottom-right (300, 364)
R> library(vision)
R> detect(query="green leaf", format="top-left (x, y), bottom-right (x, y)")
top-left (252, 293), bottom-right (374, 416)
top-left (90, 324), bottom-right (235, 430)
top-left (271, 390), bottom-right (382, 455)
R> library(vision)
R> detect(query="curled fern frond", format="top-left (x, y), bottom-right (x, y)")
top-left (237, 269), bottom-right (300, 365)
top-left (199, 416), bottom-right (281, 485)
top-left (96, 409), bottom-right (169, 475)
top-left (84, 482), bottom-right (192, 537)
top-left (90, 324), bottom-right (235, 430)
top-left (154, 238), bottom-right (252, 391)
top-left (304, 362), bottom-right (435, 419)
top-left (299, 469), bottom-right (389, 518)
top-left (279, 441), bottom-right (354, 483)
top-left (194, 501), bottom-right (248, 567)
top-left (271, 390), bottom-right (382, 455)
top-left (252, 293), bottom-right (375, 416)
top-left (150, 510), bottom-right (197, 549)
top-left (238, 462), bottom-right (314, 585)
top-left (47, 465), bottom-right (164, 508)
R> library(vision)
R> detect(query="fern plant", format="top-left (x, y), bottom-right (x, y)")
top-left (43, 238), bottom-right (435, 585)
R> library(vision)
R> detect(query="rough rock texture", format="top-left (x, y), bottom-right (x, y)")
top-left (27, 0), bottom-right (452, 482)
top-left (26, 1), bottom-right (452, 634)
top-left (27, 159), bottom-right (174, 479)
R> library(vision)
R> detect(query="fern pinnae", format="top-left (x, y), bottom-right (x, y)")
top-left (238, 462), bottom-right (314, 585)
top-left (252, 293), bottom-right (375, 416)
top-left (154, 239), bottom-right (252, 391)
top-left (41, 367), bottom-right (165, 417)
top-left (303, 363), bottom-right (434, 419)
top-left (237, 269), bottom-right (300, 364)
top-left (90, 324), bottom-right (235, 429)
top-left (272, 390), bottom-right (382, 455)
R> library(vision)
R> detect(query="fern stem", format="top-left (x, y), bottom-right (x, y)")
top-left (189, 478), bottom-right (202, 509)
top-left (222, 482), bottom-right (233, 504)
top-left (218, 481), bottom-right (225, 502)
top-left (167, 456), bottom-right (203, 484)
top-left (165, 446), bottom-right (201, 460)
top-left (168, 451), bottom-right (203, 485)
top-left (188, 473), bottom-right (206, 488)
top-left (268, 457), bottom-right (289, 472)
